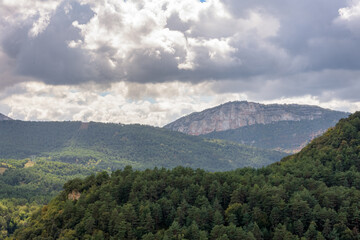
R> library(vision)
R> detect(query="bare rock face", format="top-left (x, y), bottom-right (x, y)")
top-left (68, 190), bottom-right (81, 201)
top-left (0, 113), bottom-right (12, 121)
top-left (164, 101), bottom-right (343, 135)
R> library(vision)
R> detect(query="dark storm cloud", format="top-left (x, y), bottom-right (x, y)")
top-left (1, 0), bottom-right (360, 101)
top-left (1, 1), bottom-right (95, 86)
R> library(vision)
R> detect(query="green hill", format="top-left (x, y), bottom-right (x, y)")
top-left (0, 120), bottom-right (284, 171)
top-left (0, 120), bottom-right (286, 238)
top-left (14, 112), bottom-right (360, 239)
top-left (0, 120), bottom-right (285, 201)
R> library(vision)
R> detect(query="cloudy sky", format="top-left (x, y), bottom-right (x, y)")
top-left (1, 0), bottom-right (360, 126)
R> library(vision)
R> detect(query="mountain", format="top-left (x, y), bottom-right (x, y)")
top-left (0, 120), bottom-right (285, 172)
top-left (0, 120), bottom-right (285, 237)
top-left (164, 101), bottom-right (347, 135)
top-left (15, 112), bottom-right (360, 239)
top-left (165, 101), bottom-right (349, 152)
top-left (203, 118), bottom-right (343, 153)
top-left (0, 113), bottom-right (12, 121)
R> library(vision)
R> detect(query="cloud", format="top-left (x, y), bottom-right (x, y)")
top-left (0, 0), bottom-right (360, 124)
top-left (1, 81), bottom-right (247, 126)
top-left (0, 0), bottom-right (284, 86)
top-left (2, 81), bottom-right (358, 126)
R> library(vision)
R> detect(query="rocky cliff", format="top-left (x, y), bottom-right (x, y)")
top-left (0, 113), bottom-right (12, 121)
top-left (164, 101), bottom-right (348, 135)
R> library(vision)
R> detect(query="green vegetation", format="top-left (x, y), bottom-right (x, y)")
top-left (0, 120), bottom-right (285, 238)
top-left (0, 121), bottom-right (285, 171)
top-left (0, 158), bottom-right (95, 201)
top-left (0, 158), bottom-right (95, 238)
top-left (14, 112), bottom-right (360, 239)
top-left (0, 199), bottom-right (39, 239)
top-left (203, 114), bottom-right (348, 152)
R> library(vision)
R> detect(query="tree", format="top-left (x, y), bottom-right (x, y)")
top-left (304, 221), bottom-right (317, 240)
top-left (213, 210), bottom-right (224, 226)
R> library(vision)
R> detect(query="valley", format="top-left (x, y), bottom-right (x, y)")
top-left (0, 108), bottom-right (357, 239)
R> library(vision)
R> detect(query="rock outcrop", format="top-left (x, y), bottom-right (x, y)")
top-left (164, 101), bottom-right (348, 135)
top-left (68, 190), bottom-right (81, 201)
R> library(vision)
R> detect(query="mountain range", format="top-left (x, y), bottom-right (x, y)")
top-left (15, 112), bottom-right (360, 239)
top-left (0, 120), bottom-right (284, 172)
top-left (165, 101), bottom-right (349, 152)
top-left (0, 114), bottom-right (284, 238)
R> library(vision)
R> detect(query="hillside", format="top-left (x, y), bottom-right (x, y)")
top-left (0, 121), bottom-right (284, 171)
top-left (15, 112), bottom-right (360, 239)
top-left (0, 113), bottom-right (12, 121)
top-left (0, 120), bottom-right (285, 237)
top-left (203, 118), bottom-right (343, 153)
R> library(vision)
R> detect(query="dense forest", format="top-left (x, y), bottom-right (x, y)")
top-left (14, 112), bottom-right (360, 239)
top-left (203, 117), bottom-right (348, 153)
top-left (0, 121), bottom-right (285, 238)
top-left (0, 121), bottom-right (285, 171)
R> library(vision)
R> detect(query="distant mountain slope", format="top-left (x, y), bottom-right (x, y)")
top-left (164, 101), bottom-right (348, 135)
top-left (164, 101), bottom-right (348, 152)
top-left (0, 121), bottom-right (285, 171)
top-left (283, 111), bottom-right (360, 167)
top-left (203, 118), bottom-right (346, 153)
top-left (0, 113), bottom-right (12, 121)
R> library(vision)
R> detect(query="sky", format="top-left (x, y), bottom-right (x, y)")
top-left (0, 0), bottom-right (360, 126)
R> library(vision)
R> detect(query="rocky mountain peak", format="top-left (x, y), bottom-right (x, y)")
top-left (164, 101), bottom-right (347, 135)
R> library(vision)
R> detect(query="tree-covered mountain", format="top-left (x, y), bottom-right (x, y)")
top-left (15, 112), bottom-right (360, 239)
top-left (0, 120), bottom-right (285, 204)
top-left (0, 120), bottom-right (286, 238)
top-left (0, 113), bottom-right (12, 121)
top-left (203, 118), bottom-right (344, 153)
top-left (164, 101), bottom-right (348, 152)
top-left (0, 120), bottom-right (284, 171)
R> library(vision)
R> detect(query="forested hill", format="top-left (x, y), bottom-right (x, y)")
top-left (281, 110), bottom-right (360, 168)
top-left (16, 112), bottom-right (360, 239)
top-left (203, 118), bottom-right (345, 153)
top-left (0, 120), bottom-right (284, 171)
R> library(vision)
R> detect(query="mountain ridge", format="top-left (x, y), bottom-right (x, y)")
top-left (203, 118), bottom-right (346, 153)
top-left (164, 101), bottom-right (348, 135)
top-left (0, 120), bottom-right (285, 171)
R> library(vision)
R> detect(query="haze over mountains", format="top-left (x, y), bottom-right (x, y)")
top-left (165, 101), bottom-right (349, 153)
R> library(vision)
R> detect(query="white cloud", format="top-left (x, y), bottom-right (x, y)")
top-left (1, 81), bottom-right (247, 125)
top-left (72, 0), bottom-right (239, 71)
top-left (338, 1), bottom-right (360, 21)
top-left (0, 0), bottom-right (60, 36)
top-left (2, 80), bottom-right (357, 126)
top-left (336, 0), bottom-right (360, 36)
